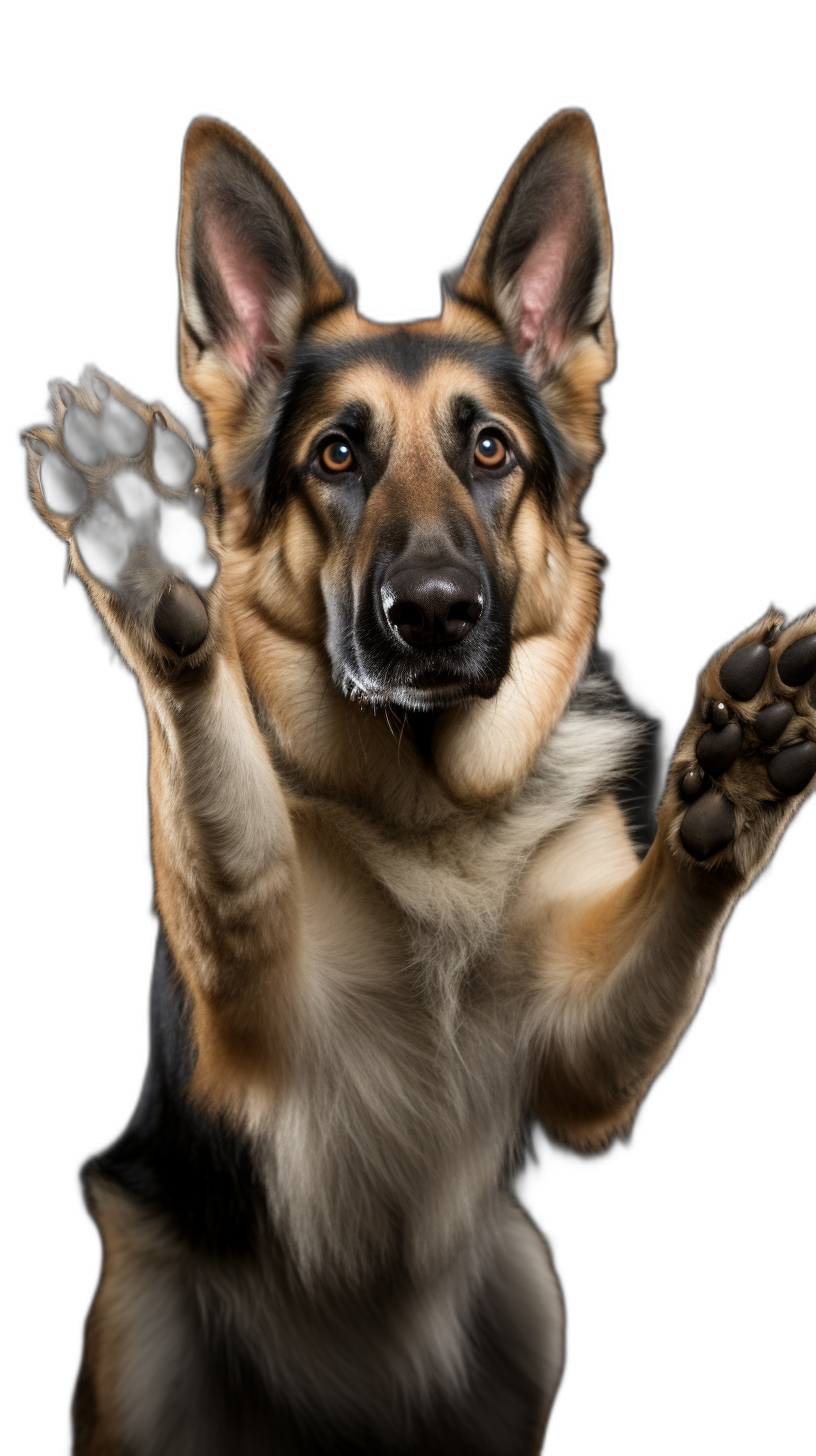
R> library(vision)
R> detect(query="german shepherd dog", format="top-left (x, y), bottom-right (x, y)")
top-left (25, 111), bottom-right (816, 1455)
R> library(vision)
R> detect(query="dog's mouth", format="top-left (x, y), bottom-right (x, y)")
top-left (325, 550), bottom-right (513, 713)
top-left (338, 667), bottom-right (501, 713)
top-left (331, 603), bottom-right (511, 713)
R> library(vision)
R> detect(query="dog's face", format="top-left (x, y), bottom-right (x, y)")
top-left (176, 114), bottom-right (615, 776)
top-left (251, 324), bottom-right (571, 710)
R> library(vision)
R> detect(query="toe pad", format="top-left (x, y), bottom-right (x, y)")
top-left (63, 405), bottom-right (105, 467)
top-left (767, 741), bottom-right (816, 796)
top-left (696, 723), bottom-right (743, 776)
top-left (100, 397), bottom-right (149, 458)
top-left (719, 643), bottom-right (770, 700)
top-left (153, 422), bottom-right (196, 489)
top-left (39, 450), bottom-right (88, 515)
top-left (777, 634), bottom-right (816, 688)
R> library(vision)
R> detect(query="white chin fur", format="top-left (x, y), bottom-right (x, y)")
top-left (343, 675), bottom-right (477, 712)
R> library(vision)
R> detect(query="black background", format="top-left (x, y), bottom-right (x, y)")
top-left (11, 36), bottom-right (810, 1456)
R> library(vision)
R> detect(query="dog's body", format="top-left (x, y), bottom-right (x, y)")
top-left (25, 112), bottom-right (816, 1454)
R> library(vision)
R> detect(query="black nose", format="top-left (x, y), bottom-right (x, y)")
top-left (382, 564), bottom-right (484, 648)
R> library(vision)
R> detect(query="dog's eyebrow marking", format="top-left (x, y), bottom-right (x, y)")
top-left (326, 401), bottom-right (373, 441)
top-left (447, 394), bottom-right (486, 436)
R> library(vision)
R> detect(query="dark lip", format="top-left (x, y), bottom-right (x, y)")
top-left (339, 673), bottom-right (501, 711)
top-left (336, 643), bottom-right (507, 709)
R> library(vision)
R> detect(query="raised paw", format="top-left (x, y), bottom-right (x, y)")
top-left (671, 609), bottom-right (816, 873)
top-left (24, 370), bottom-right (219, 663)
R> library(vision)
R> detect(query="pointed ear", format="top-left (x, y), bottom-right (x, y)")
top-left (177, 118), bottom-right (356, 491)
top-left (447, 111), bottom-right (614, 479)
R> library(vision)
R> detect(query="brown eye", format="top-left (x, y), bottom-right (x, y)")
top-left (321, 441), bottom-right (355, 473)
top-left (474, 434), bottom-right (506, 469)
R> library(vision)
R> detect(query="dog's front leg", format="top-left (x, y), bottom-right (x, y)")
top-left (521, 609), bottom-right (816, 1151)
top-left (25, 371), bottom-right (299, 1090)
top-left (143, 641), bottom-right (299, 1084)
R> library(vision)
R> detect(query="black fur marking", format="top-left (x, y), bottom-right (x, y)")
top-left (182, 314), bottom-right (207, 356)
top-left (82, 931), bottom-right (267, 1258)
top-left (578, 645), bottom-right (660, 854)
top-left (322, 400), bottom-right (374, 445)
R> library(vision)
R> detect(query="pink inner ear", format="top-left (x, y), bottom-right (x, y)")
top-left (515, 223), bottom-right (573, 366)
top-left (207, 219), bottom-right (278, 376)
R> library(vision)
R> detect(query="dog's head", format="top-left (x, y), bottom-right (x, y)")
top-left (177, 113), bottom-right (614, 797)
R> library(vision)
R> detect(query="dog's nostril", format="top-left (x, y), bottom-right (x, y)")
top-left (392, 602), bottom-right (426, 631)
top-left (448, 599), bottom-right (482, 624)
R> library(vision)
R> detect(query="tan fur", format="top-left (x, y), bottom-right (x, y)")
top-left (26, 111), bottom-right (816, 1453)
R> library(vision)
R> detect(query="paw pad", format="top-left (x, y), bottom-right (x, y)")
top-left (28, 370), bottom-right (218, 657)
top-left (680, 793), bottom-right (736, 860)
top-left (153, 581), bottom-right (209, 657)
top-left (152, 418), bottom-right (196, 489)
top-left (679, 615), bottom-right (816, 861)
top-left (777, 633), bottom-right (816, 688)
top-left (112, 468), bottom-right (157, 521)
top-left (74, 499), bottom-right (133, 587)
top-left (156, 498), bottom-right (213, 585)
top-left (767, 741), bottom-right (816, 796)
top-left (719, 642), bottom-right (770, 700)
top-left (696, 722), bottom-right (743, 776)
top-left (754, 701), bottom-right (793, 744)
top-left (101, 398), bottom-right (149, 454)
top-left (63, 404), bottom-right (106, 466)
top-left (681, 765), bottom-right (707, 800)
top-left (38, 448), bottom-right (88, 515)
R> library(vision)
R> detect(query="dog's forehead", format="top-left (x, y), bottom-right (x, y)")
top-left (291, 317), bottom-right (540, 458)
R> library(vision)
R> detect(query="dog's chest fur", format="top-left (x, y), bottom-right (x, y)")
top-left (245, 676), bottom-right (642, 1289)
